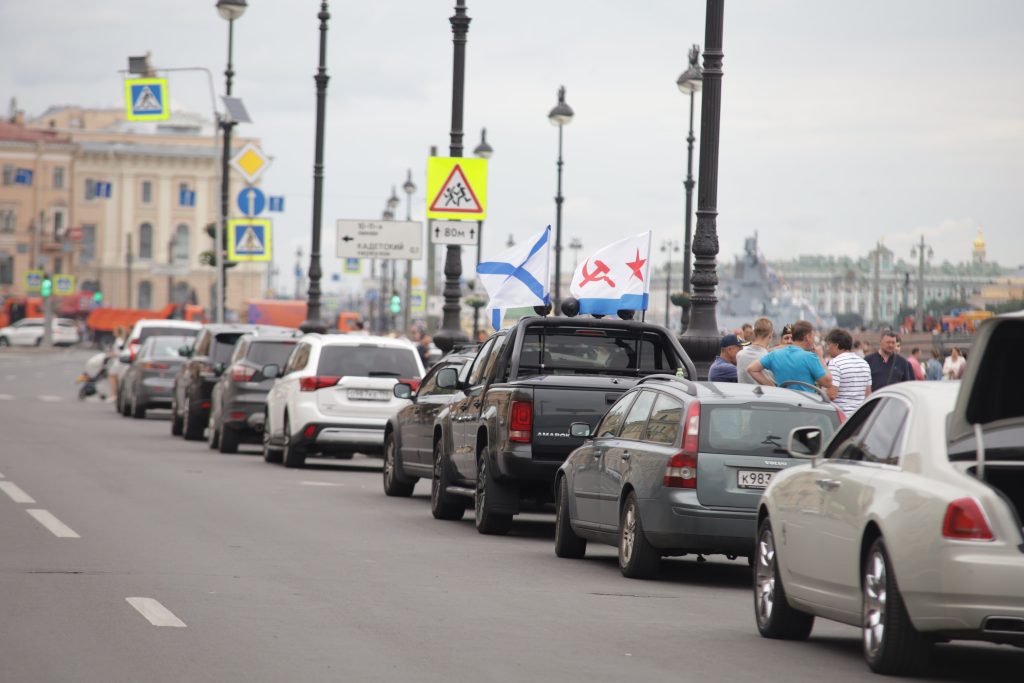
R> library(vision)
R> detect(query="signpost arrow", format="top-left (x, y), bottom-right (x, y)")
top-left (430, 220), bottom-right (479, 246)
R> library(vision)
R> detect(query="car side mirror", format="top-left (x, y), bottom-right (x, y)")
top-left (436, 367), bottom-right (459, 390)
top-left (118, 352), bottom-right (133, 364)
top-left (213, 362), bottom-right (227, 376)
top-left (787, 426), bottom-right (824, 459)
top-left (261, 364), bottom-right (280, 380)
top-left (570, 422), bottom-right (592, 438)
top-left (178, 345), bottom-right (192, 358)
top-left (393, 382), bottom-right (414, 400)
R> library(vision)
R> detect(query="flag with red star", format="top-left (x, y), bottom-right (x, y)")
top-left (569, 231), bottom-right (652, 315)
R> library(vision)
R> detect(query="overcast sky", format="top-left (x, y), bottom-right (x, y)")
top-left (2, 0), bottom-right (1022, 288)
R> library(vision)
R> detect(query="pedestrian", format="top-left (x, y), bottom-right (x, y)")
top-left (772, 323), bottom-right (794, 350)
top-left (943, 346), bottom-right (966, 380)
top-left (825, 328), bottom-right (872, 418)
top-left (864, 330), bottom-right (914, 391)
top-left (747, 320), bottom-right (834, 395)
top-left (709, 333), bottom-right (749, 382)
top-left (907, 347), bottom-right (926, 381)
top-left (737, 317), bottom-right (774, 385)
top-left (853, 340), bottom-right (864, 358)
top-left (740, 322), bottom-right (753, 342)
top-left (926, 348), bottom-right (943, 380)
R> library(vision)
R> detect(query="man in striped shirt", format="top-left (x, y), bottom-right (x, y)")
top-left (825, 328), bottom-right (871, 418)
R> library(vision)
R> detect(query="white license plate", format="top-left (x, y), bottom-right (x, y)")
top-left (737, 469), bottom-right (774, 489)
top-left (347, 389), bottom-right (389, 401)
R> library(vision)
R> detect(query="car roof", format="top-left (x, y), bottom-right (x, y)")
top-left (305, 333), bottom-right (417, 350)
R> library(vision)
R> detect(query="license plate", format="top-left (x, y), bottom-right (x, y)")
top-left (347, 389), bottom-right (389, 401)
top-left (737, 469), bottom-right (774, 489)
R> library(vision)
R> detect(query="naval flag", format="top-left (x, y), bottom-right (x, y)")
top-left (476, 226), bottom-right (551, 330)
top-left (569, 231), bottom-right (653, 315)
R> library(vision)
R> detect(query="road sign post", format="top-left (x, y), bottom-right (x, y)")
top-left (335, 220), bottom-right (423, 261)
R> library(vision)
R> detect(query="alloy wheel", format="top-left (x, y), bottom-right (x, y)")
top-left (863, 549), bottom-right (887, 659)
top-left (621, 501), bottom-right (637, 565)
top-left (384, 438), bottom-right (396, 486)
top-left (475, 457), bottom-right (487, 525)
top-left (755, 527), bottom-right (777, 627)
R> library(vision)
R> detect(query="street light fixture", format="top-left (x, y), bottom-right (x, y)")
top-left (676, 44), bottom-right (702, 332)
top-left (402, 170), bottom-right (416, 335)
top-left (549, 86), bottom-right (574, 312)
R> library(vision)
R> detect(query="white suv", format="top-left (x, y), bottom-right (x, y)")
top-left (0, 317), bottom-right (80, 347)
top-left (262, 334), bottom-right (424, 467)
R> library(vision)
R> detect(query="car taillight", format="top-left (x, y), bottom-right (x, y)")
top-left (143, 362), bottom-right (170, 370)
top-left (400, 378), bottom-right (421, 393)
top-left (509, 400), bottom-right (533, 443)
top-left (665, 401), bottom-right (700, 489)
top-left (229, 364), bottom-right (256, 382)
top-left (942, 498), bottom-right (994, 541)
top-left (299, 376), bottom-right (341, 391)
top-left (128, 340), bottom-right (140, 361)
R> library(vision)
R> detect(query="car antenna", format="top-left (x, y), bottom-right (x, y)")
top-left (974, 423), bottom-right (986, 482)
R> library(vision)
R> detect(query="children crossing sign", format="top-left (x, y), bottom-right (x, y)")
top-left (53, 274), bottom-right (76, 297)
top-left (227, 219), bottom-right (272, 262)
top-left (426, 157), bottom-right (487, 220)
top-left (124, 78), bottom-right (170, 121)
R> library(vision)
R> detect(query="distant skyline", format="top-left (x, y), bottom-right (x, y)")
top-left (2, 0), bottom-right (1022, 290)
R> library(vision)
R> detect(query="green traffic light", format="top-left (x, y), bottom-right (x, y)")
top-left (389, 295), bottom-right (401, 315)
top-left (40, 278), bottom-right (53, 298)
top-left (93, 291), bottom-right (104, 303)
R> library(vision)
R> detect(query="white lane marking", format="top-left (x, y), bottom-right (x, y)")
top-left (0, 481), bottom-right (36, 504)
top-left (0, 394), bottom-right (13, 400)
top-left (300, 481), bottom-right (345, 487)
top-left (38, 395), bottom-right (63, 402)
top-left (126, 598), bottom-right (187, 628)
top-left (26, 509), bottom-right (80, 538)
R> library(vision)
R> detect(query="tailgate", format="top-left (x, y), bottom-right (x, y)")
top-left (316, 377), bottom-right (407, 420)
top-left (529, 376), bottom-right (632, 459)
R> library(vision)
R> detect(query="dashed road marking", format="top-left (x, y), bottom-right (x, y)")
top-left (26, 509), bottom-right (80, 538)
top-left (0, 394), bottom-right (14, 400)
top-left (300, 481), bottom-right (345, 487)
top-left (38, 395), bottom-right (64, 402)
top-left (0, 481), bottom-right (36, 504)
top-left (126, 598), bottom-right (187, 628)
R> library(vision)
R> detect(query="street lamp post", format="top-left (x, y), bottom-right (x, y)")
top-left (548, 86), bottom-right (574, 312)
top-left (402, 170), bottom-right (416, 335)
top-left (299, 0), bottom-right (331, 334)
top-left (379, 207), bottom-right (395, 332)
top-left (680, 0), bottom-right (726, 379)
top-left (568, 237), bottom-right (583, 272)
top-left (911, 235), bottom-right (934, 332)
top-left (472, 128), bottom-right (493, 271)
top-left (387, 188), bottom-right (400, 332)
top-left (661, 240), bottom-right (680, 328)
top-left (676, 44), bottom-right (702, 333)
top-left (433, 0), bottom-right (472, 354)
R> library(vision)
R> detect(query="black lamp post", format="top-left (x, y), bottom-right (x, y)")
top-left (299, 1), bottom-right (331, 334)
top-left (548, 86), bottom-right (574, 311)
top-left (387, 188), bottom-right (400, 332)
top-left (216, 0), bottom-right (246, 323)
top-left (402, 170), bottom-right (416, 335)
top-left (433, 0), bottom-right (472, 353)
top-left (680, 0), bottom-right (725, 379)
top-left (472, 127), bottom-right (493, 271)
top-left (676, 44), bottom-right (702, 333)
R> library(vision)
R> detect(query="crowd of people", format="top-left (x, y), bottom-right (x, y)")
top-left (708, 317), bottom-right (969, 418)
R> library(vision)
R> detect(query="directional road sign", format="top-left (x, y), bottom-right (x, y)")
top-left (431, 220), bottom-right (479, 246)
top-left (53, 274), bottom-right (76, 297)
top-left (227, 219), bottom-right (272, 262)
top-left (230, 142), bottom-right (271, 183)
top-left (237, 187), bottom-right (266, 217)
top-left (24, 269), bottom-right (44, 292)
top-left (426, 157), bottom-right (487, 221)
top-left (124, 78), bottom-right (170, 121)
top-left (336, 220), bottom-right (423, 261)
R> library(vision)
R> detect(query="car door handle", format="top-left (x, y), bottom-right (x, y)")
top-left (815, 478), bottom-right (840, 492)
top-left (472, 401), bottom-right (481, 408)
top-left (621, 451), bottom-right (631, 461)
top-left (459, 405), bottom-right (469, 411)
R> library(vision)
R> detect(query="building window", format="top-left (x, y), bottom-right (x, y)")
top-left (139, 222), bottom-right (153, 260)
top-left (0, 253), bottom-right (13, 285)
top-left (52, 208), bottom-right (66, 239)
top-left (80, 225), bottom-right (97, 264)
top-left (0, 206), bottom-right (15, 233)
top-left (85, 178), bottom-right (96, 200)
top-left (173, 224), bottom-right (190, 263)
top-left (2, 165), bottom-right (14, 186)
top-left (141, 180), bottom-right (153, 205)
top-left (138, 281), bottom-right (153, 310)
top-left (53, 167), bottom-right (65, 189)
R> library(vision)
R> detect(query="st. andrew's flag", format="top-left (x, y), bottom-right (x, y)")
top-left (476, 226), bottom-right (551, 330)
top-left (569, 231), bottom-right (652, 315)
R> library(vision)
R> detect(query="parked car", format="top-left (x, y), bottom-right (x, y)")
top-left (754, 312), bottom-right (1024, 676)
top-left (0, 317), bottom-right (80, 347)
top-left (207, 329), bottom-right (301, 453)
top-left (118, 335), bottom-right (195, 418)
top-left (262, 333), bottom-right (425, 467)
top-left (113, 319), bottom-right (201, 414)
top-left (383, 351), bottom-right (477, 496)
top-left (555, 377), bottom-right (841, 577)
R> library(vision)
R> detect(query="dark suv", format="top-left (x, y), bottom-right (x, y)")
top-left (207, 329), bottom-right (301, 453)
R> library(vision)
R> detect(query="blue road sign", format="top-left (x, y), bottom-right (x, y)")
top-left (343, 257), bottom-right (361, 274)
top-left (268, 196), bottom-right (285, 212)
top-left (366, 288), bottom-right (378, 302)
top-left (237, 187), bottom-right (266, 217)
top-left (227, 219), bottom-right (271, 262)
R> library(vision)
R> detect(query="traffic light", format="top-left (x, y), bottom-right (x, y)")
top-left (203, 222), bottom-right (237, 269)
top-left (93, 291), bottom-right (104, 304)
top-left (389, 294), bottom-right (402, 315)
top-left (40, 275), bottom-right (52, 298)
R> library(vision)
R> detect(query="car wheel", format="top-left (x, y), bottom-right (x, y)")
top-left (382, 431), bottom-right (415, 497)
top-left (34, 336), bottom-right (42, 347)
top-left (170, 397), bottom-right (184, 436)
top-left (130, 390), bottom-right (146, 419)
top-left (207, 417), bottom-right (220, 450)
top-left (754, 517), bottom-right (815, 640)
top-left (120, 389), bottom-right (132, 417)
top-left (618, 492), bottom-right (660, 579)
top-left (431, 439), bottom-right (465, 521)
top-left (554, 476), bottom-right (587, 559)
top-left (182, 394), bottom-right (204, 441)
top-left (0, 336), bottom-right (9, 347)
top-left (282, 415), bottom-right (306, 468)
top-left (262, 420), bottom-right (283, 464)
top-left (474, 452), bottom-right (513, 536)
top-left (219, 425), bottom-right (240, 454)
top-left (862, 537), bottom-right (932, 675)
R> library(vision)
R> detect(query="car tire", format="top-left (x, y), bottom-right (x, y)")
top-left (0, 336), bottom-right (9, 347)
top-left (219, 425), bottom-right (240, 454)
top-left (262, 422), bottom-right (283, 464)
top-left (862, 537), bottom-right (932, 675)
top-left (170, 397), bottom-right (184, 436)
top-left (431, 439), bottom-right (465, 521)
top-left (130, 390), bottom-right (146, 419)
top-left (34, 336), bottom-right (42, 347)
top-left (754, 517), bottom-right (815, 640)
top-left (554, 476), bottom-right (587, 559)
top-left (618, 492), bottom-right (660, 579)
top-left (182, 394), bottom-right (204, 441)
top-left (382, 431), bottom-right (415, 497)
top-left (120, 390), bottom-right (132, 417)
top-left (475, 453), bottom-right (513, 536)
top-left (282, 415), bottom-right (306, 468)
top-left (207, 418), bottom-right (220, 450)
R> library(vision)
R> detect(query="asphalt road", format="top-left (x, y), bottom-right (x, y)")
top-left (1, 347), bottom-right (1021, 682)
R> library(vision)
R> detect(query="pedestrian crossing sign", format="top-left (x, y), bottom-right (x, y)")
top-left (124, 78), bottom-right (170, 121)
top-left (227, 219), bottom-right (272, 262)
top-left (54, 274), bottom-right (76, 297)
top-left (343, 258), bottom-right (361, 274)
top-left (426, 157), bottom-right (487, 220)
top-left (24, 269), bottom-right (44, 292)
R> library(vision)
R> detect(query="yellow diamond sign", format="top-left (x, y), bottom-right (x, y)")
top-left (230, 142), bottom-right (271, 183)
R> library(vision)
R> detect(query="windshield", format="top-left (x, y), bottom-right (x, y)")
top-left (702, 404), bottom-right (839, 456)
top-left (141, 335), bottom-right (193, 360)
top-left (138, 326), bottom-right (198, 343)
top-left (317, 345), bottom-right (421, 378)
top-left (517, 327), bottom-right (681, 377)
top-left (247, 340), bottom-right (297, 366)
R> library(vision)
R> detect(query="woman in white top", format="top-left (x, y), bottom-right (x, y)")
top-left (942, 347), bottom-right (966, 380)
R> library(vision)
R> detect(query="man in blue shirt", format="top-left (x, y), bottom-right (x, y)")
top-left (708, 334), bottom-right (749, 382)
top-left (747, 320), bottom-right (834, 395)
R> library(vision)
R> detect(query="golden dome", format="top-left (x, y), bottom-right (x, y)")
top-left (973, 226), bottom-right (986, 250)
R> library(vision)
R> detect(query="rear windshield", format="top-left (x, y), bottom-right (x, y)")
top-left (517, 327), bottom-right (681, 377)
top-left (247, 340), bottom-right (297, 366)
top-left (317, 345), bottom-right (421, 378)
top-left (702, 404), bottom-right (839, 456)
top-left (143, 335), bottom-right (194, 360)
top-left (138, 326), bottom-right (198, 342)
top-left (212, 333), bottom-right (245, 364)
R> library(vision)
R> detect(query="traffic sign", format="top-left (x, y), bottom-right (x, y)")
top-left (53, 274), bottom-right (76, 297)
top-left (411, 289), bottom-right (426, 313)
top-left (227, 219), bottom-right (272, 262)
top-left (343, 258), bottom-right (361, 274)
top-left (230, 142), bottom-right (271, 183)
top-left (237, 187), bottom-right (266, 216)
top-left (336, 220), bottom-right (423, 261)
top-left (426, 157), bottom-right (487, 220)
top-left (66, 226), bottom-right (83, 242)
top-left (24, 269), bottom-right (44, 292)
top-left (431, 220), bottom-right (479, 246)
top-left (427, 295), bottom-right (444, 317)
top-left (124, 78), bottom-right (170, 121)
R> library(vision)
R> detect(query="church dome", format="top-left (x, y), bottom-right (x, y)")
top-left (973, 226), bottom-right (986, 250)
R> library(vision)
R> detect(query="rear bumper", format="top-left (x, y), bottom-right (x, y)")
top-left (495, 446), bottom-right (566, 484)
top-left (302, 419), bottom-right (387, 455)
top-left (640, 491), bottom-right (757, 557)
top-left (221, 398), bottom-right (267, 434)
top-left (139, 377), bottom-right (175, 406)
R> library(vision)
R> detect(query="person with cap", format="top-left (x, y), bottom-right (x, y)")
top-left (773, 323), bottom-right (795, 350)
top-left (747, 320), bottom-right (835, 396)
top-left (708, 333), bottom-right (749, 382)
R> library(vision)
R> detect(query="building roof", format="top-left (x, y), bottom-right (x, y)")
top-left (0, 121), bottom-right (70, 143)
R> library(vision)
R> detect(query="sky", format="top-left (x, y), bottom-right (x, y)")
top-left (2, 0), bottom-right (1022, 292)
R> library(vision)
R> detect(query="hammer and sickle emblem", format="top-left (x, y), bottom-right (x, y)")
top-left (579, 259), bottom-right (615, 288)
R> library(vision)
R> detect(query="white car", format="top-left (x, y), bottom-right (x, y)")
top-left (0, 317), bottom-right (80, 347)
top-left (262, 333), bottom-right (424, 468)
top-left (111, 319), bottom-right (201, 413)
top-left (754, 376), bottom-right (1024, 675)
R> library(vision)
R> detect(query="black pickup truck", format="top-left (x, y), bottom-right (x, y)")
top-left (430, 316), bottom-right (696, 535)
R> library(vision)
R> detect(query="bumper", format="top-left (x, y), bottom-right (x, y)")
top-left (139, 377), bottom-right (175, 406)
top-left (222, 398), bottom-right (267, 433)
top-left (640, 490), bottom-right (757, 557)
top-left (495, 446), bottom-right (565, 484)
top-left (302, 419), bottom-right (387, 455)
